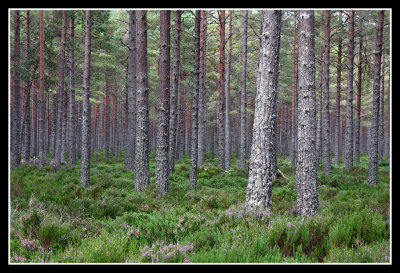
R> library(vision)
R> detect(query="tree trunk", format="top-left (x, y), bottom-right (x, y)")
top-left (354, 36), bottom-right (363, 164)
top-left (11, 10), bottom-right (21, 169)
top-left (197, 10), bottom-right (207, 168)
top-left (105, 71), bottom-right (110, 159)
top-left (368, 11), bottom-right (384, 186)
top-left (125, 10), bottom-right (137, 170)
top-left (246, 10), bottom-right (281, 209)
top-left (239, 10), bottom-right (248, 170)
top-left (135, 10), bottom-right (150, 192)
top-left (189, 10), bottom-right (201, 189)
top-left (344, 10), bottom-right (355, 171)
top-left (290, 11), bottom-right (297, 167)
top-left (22, 10), bottom-right (31, 162)
top-left (378, 50), bottom-right (385, 161)
top-left (296, 10), bottom-right (318, 217)
top-left (224, 11), bottom-right (233, 171)
top-left (156, 10), bottom-right (171, 194)
top-left (385, 72), bottom-right (390, 161)
top-left (55, 11), bottom-right (67, 169)
top-left (217, 10), bottom-right (225, 171)
top-left (39, 10), bottom-right (46, 168)
top-left (168, 10), bottom-right (182, 174)
top-left (177, 72), bottom-right (185, 161)
top-left (316, 45), bottom-right (323, 165)
top-left (80, 10), bottom-right (92, 188)
top-left (322, 10), bottom-right (331, 174)
top-left (334, 12), bottom-right (342, 166)
top-left (68, 13), bottom-right (77, 165)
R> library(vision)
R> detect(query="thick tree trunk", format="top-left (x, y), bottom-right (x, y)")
top-left (217, 10), bottom-right (225, 171)
top-left (296, 10), bottom-right (318, 217)
top-left (224, 11), bottom-right (233, 171)
top-left (385, 72), bottom-right (390, 161)
top-left (246, 10), bottom-right (281, 209)
top-left (156, 10), bottom-right (171, 194)
top-left (239, 10), bottom-right (248, 170)
top-left (125, 10), bottom-right (137, 170)
top-left (354, 36), bottom-right (363, 164)
top-left (344, 10), bottom-right (355, 171)
top-left (322, 10), bottom-right (331, 174)
top-left (189, 10), bottom-right (201, 189)
top-left (197, 10), bottom-right (207, 168)
top-left (80, 10), bottom-right (92, 188)
top-left (135, 10), bottom-right (150, 192)
top-left (368, 11), bottom-right (384, 186)
top-left (11, 11), bottom-right (21, 169)
top-left (68, 14), bottom-right (77, 166)
top-left (168, 10), bottom-right (182, 174)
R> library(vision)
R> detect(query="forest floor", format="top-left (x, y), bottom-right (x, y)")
top-left (9, 151), bottom-right (390, 263)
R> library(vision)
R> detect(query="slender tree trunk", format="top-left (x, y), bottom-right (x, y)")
top-left (246, 10), bottom-right (281, 209)
top-left (11, 11), bottom-right (21, 170)
top-left (296, 10), bottom-right (318, 217)
top-left (385, 72), bottom-right (390, 161)
top-left (344, 10), bottom-right (355, 171)
top-left (197, 10), bottom-right (207, 168)
top-left (156, 10), bottom-right (171, 194)
top-left (354, 36), bottom-right (363, 164)
top-left (316, 45), bottom-right (323, 165)
top-left (368, 11), bottom-right (384, 186)
top-left (114, 78), bottom-right (120, 161)
top-left (239, 10), bottom-right (248, 170)
top-left (334, 14), bottom-right (342, 166)
top-left (22, 10), bottom-right (31, 162)
top-left (290, 11), bottom-right (297, 167)
top-left (322, 10), bottom-right (331, 174)
top-left (105, 71), bottom-right (110, 159)
top-left (80, 10), bottom-right (92, 188)
top-left (125, 10), bottom-right (137, 170)
top-left (135, 10), bottom-right (150, 192)
top-left (378, 50), bottom-right (385, 161)
top-left (68, 13), bottom-right (77, 165)
top-left (189, 10), bottom-right (201, 189)
top-left (177, 73), bottom-right (185, 161)
top-left (55, 11), bottom-right (67, 169)
top-left (32, 79), bottom-right (38, 158)
top-left (168, 10), bottom-right (182, 174)
top-left (39, 10), bottom-right (46, 168)
top-left (224, 10), bottom-right (233, 170)
top-left (217, 10), bottom-right (225, 171)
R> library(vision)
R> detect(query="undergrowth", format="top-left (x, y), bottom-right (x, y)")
top-left (9, 151), bottom-right (390, 263)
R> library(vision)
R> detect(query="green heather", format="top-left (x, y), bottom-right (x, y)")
top-left (9, 151), bottom-right (390, 263)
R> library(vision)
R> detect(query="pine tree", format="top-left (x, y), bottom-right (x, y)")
top-left (217, 10), bottom-right (226, 171)
top-left (296, 10), bottom-right (319, 217)
top-left (80, 10), bottom-right (92, 188)
top-left (239, 10), bottom-right (248, 170)
top-left (38, 10), bottom-right (46, 168)
top-left (155, 10), bottom-right (171, 194)
top-left (368, 10), bottom-right (384, 186)
top-left (246, 10), bottom-right (282, 209)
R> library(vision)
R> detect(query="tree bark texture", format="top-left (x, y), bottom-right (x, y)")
top-left (125, 10), bottom-right (137, 170)
top-left (322, 10), bottom-right (331, 174)
top-left (368, 11), bottom-right (384, 186)
top-left (354, 36), bottom-right (363, 164)
top-left (80, 10), bottom-right (92, 188)
top-left (68, 13), bottom-right (77, 165)
top-left (22, 10), bottom-right (31, 162)
top-left (39, 10), bottom-right (46, 168)
top-left (156, 10), bottom-right (171, 195)
top-left (135, 11), bottom-right (150, 192)
top-left (224, 11), bottom-right (233, 171)
top-left (168, 10), bottom-right (182, 174)
top-left (295, 10), bottom-right (319, 217)
top-left (378, 50), bottom-right (385, 161)
top-left (290, 11), bottom-right (297, 168)
top-left (189, 10), bottom-right (201, 189)
top-left (344, 10), bottom-right (355, 171)
top-left (246, 10), bottom-right (281, 209)
top-left (55, 11), bottom-right (67, 169)
top-left (217, 10), bottom-right (225, 171)
top-left (11, 11), bottom-right (21, 169)
top-left (334, 17), bottom-right (342, 166)
top-left (239, 10), bottom-right (248, 170)
top-left (197, 10), bottom-right (207, 168)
